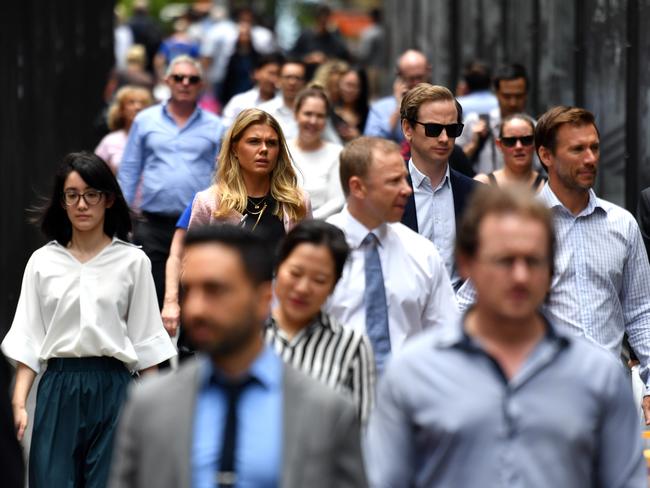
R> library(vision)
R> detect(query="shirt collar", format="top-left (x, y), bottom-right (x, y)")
top-left (538, 184), bottom-right (608, 217)
top-left (200, 344), bottom-right (282, 391)
top-left (162, 102), bottom-right (201, 126)
top-left (266, 312), bottom-right (333, 340)
top-left (408, 159), bottom-right (450, 192)
top-left (339, 206), bottom-right (389, 249)
top-left (434, 310), bottom-right (569, 351)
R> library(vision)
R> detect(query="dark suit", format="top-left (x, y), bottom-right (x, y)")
top-left (402, 162), bottom-right (478, 232)
top-left (109, 356), bottom-right (367, 488)
top-left (637, 187), bottom-right (650, 260)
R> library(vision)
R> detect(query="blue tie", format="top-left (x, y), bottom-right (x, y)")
top-left (363, 232), bottom-right (391, 374)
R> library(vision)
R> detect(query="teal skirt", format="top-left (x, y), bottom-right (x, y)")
top-left (29, 357), bottom-right (131, 488)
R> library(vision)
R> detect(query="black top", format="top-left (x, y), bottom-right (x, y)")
top-left (241, 194), bottom-right (285, 255)
top-left (487, 172), bottom-right (547, 190)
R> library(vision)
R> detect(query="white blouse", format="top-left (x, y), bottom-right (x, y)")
top-left (1, 238), bottom-right (176, 373)
top-left (288, 140), bottom-right (344, 219)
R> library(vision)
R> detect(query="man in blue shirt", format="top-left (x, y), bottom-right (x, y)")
top-left (118, 55), bottom-right (224, 307)
top-left (109, 226), bottom-right (367, 488)
top-left (364, 49), bottom-right (430, 143)
top-left (367, 185), bottom-right (645, 487)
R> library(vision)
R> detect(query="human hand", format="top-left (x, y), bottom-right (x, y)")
top-left (12, 404), bottom-right (28, 441)
top-left (161, 301), bottom-right (180, 337)
top-left (642, 395), bottom-right (650, 425)
top-left (472, 118), bottom-right (489, 141)
top-left (393, 78), bottom-right (408, 103)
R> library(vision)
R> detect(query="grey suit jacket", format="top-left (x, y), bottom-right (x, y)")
top-left (108, 357), bottom-right (368, 488)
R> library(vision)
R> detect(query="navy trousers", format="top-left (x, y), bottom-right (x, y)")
top-left (29, 357), bottom-right (131, 488)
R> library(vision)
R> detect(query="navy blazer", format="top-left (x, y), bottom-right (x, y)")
top-left (402, 161), bottom-right (478, 232)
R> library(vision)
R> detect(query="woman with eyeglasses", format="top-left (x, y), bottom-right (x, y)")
top-left (1, 152), bottom-right (176, 488)
top-left (265, 220), bottom-right (375, 425)
top-left (287, 87), bottom-right (344, 219)
top-left (474, 114), bottom-right (546, 191)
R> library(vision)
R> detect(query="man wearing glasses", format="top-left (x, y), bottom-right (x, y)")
top-left (363, 49), bottom-right (430, 143)
top-left (400, 84), bottom-right (478, 290)
top-left (118, 54), bottom-right (224, 310)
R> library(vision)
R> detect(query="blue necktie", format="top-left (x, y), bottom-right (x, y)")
top-left (363, 233), bottom-right (391, 374)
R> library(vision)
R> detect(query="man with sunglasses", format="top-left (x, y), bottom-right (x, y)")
top-left (118, 55), bottom-right (224, 312)
top-left (400, 84), bottom-right (478, 290)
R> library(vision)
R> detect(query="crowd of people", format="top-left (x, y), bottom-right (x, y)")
top-left (3, 2), bottom-right (650, 487)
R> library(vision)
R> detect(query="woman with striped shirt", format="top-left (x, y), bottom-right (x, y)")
top-left (265, 220), bottom-right (375, 424)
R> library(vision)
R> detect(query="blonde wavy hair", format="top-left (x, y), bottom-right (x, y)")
top-left (213, 108), bottom-right (307, 221)
top-left (107, 86), bottom-right (153, 131)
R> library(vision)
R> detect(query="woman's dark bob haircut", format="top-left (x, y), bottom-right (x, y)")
top-left (276, 219), bottom-right (350, 287)
top-left (39, 152), bottom-right (131, 245)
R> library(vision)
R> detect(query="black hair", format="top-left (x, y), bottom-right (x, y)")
top-left (39, 151), bottom-right (131, 245)
top-left (339, 66), bottom-right (370, 130)
top-left (254, 52), bottom-right (284, 71)
top-left (493, 63), bottom-right (528, 92)
top-left (462, 60), bottom-right (492, 92)
top-left (276, 220), bottom-right (349, 286)
top-left (184, 225), bottom-right (273, 285)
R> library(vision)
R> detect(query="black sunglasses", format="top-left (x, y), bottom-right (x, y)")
top-left (500, 135), bottom-right (534, 147)
top-left (411, 120), bottom-right (464, 138)
top-left (170, 74), bottom-right (201, 85)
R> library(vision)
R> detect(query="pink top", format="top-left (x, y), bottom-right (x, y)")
top-left (95, 130), bottom-right (128, 172)
top-left (189, 185), bottom-right (312, 232)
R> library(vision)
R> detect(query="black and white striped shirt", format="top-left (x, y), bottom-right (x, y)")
top-left (264, 312), bottom-right (375, 424)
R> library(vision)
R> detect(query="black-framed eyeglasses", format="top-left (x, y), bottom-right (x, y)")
top-left (410, 120), bottom-right (464, 138)
top-left (62, 190), bottom-right (104, 207)
top-left (170, 74), bottom-right (201, 85)
top-left (500, 135), bottom-right (534, 147)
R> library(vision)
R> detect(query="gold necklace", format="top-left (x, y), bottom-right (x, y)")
top-left (250, 202), bottom-right (267, 231)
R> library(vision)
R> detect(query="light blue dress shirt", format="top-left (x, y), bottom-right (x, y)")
top-left (456, 89), bottom-right (499, 116)
top-left (367, 316), bottom-right (645, 487)
top-left (363, 96), bottom-right (404, 143)
top-left (192, 346), bottom-right (283, 488)
top-left (457, 183), bottom-right (650, 393)
top-left (118, 103), bottom-right (224, 215)
top-left (408, 160), bottom-right (459, 288)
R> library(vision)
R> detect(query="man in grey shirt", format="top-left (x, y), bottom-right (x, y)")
top-left (367, 185), bottom-right (644, 487)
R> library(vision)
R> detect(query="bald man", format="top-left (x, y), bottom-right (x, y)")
top-left (364, 49), bottom-right (430, 143)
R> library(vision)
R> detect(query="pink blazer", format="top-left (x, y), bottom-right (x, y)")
top-left (188, 185), bottom-right (313, 232)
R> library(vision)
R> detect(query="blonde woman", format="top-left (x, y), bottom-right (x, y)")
top-left (160, 109), bottom-right (311, 337)
top-left (95, 86), bottom-right (153, 173)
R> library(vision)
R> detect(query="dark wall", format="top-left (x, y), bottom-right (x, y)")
top-left (1, 1), bottom-right (115, 334)
top-left (384, 0), bottom-right (647, 208)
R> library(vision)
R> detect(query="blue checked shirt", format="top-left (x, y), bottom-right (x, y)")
top-left (457, 183), bottom-right (650, 392)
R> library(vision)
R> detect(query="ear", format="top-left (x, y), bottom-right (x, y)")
top-left (401, 118), bottom-right (413, 142)
top-left (537, 145), bottom-right (553, 170)
top-left (495, 138), bottom-right (503, 152)
top-left (348, 176), bottom-right (366, 199)
top-left (105, 193), bottom-right (115, 209)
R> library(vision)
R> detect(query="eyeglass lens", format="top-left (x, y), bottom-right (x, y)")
top-left (171, 74), bottom-right (201, 85)
top-left (501, 135), bottom-right (534, 147)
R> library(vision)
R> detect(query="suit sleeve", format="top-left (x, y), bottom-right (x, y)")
top-left (108, 386), bottom-right (141, 488)
top-left (332, 397), bottom-right (369, 488)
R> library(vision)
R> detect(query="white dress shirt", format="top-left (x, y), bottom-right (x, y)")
top-left (288, 140), bottom-right (344, 219)
top-left (222, 88), bottom-right (272, 128)
top-left (1, 239), bottom-right (176, 373)
top-left (408, 160), bottom-right (459, 288)
top-left (325, 208), bottom-right (459, 352)
top-left (258, 96), bottom-right (298, 139)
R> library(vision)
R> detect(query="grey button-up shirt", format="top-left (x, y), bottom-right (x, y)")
top-left (367, 316), bottom-right (645, 487)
